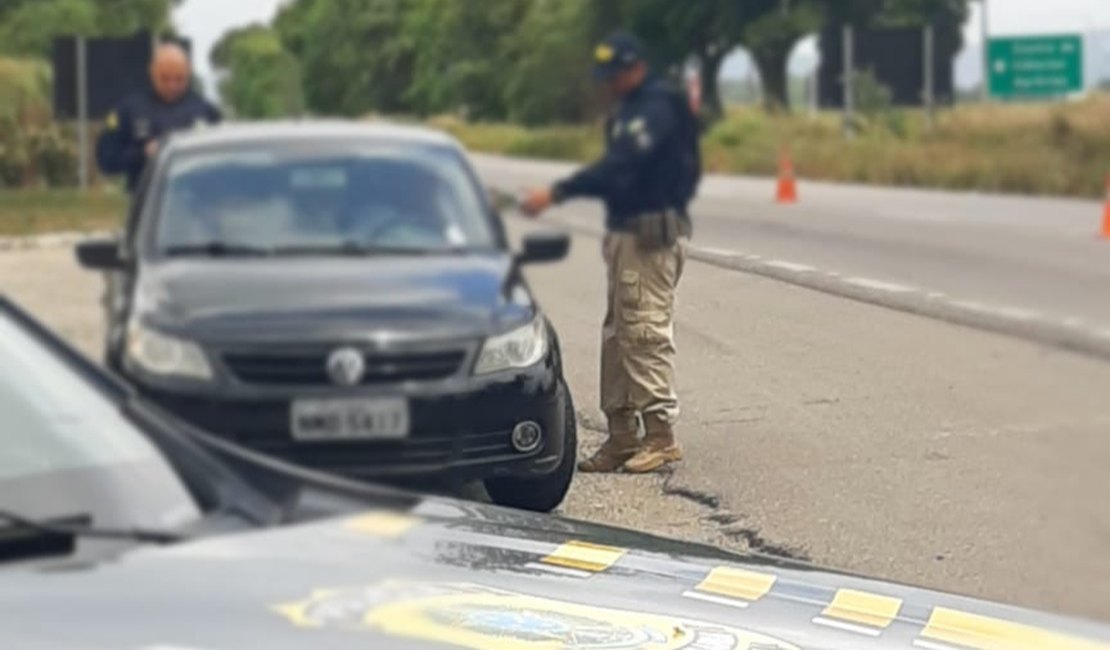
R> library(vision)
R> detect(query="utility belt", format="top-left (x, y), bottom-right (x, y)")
top-left (614, 210), bottom-right (692, 251)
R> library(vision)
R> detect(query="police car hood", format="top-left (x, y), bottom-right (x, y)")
top-left (137, 254), bottom-right (531, 341)
top-left (3, 498), bottom-right (1109, 650)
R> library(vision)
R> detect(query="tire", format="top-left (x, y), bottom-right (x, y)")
top-left (484, 382), bottom-right (578, 513)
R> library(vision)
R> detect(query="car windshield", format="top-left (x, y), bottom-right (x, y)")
top-left (153, 144), bottom-right (497, 255)
top-left (0, 312), bottom-right (201, 530)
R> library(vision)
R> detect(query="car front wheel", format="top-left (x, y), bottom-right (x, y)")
top-left (484, 382), bottom-right (577, 513)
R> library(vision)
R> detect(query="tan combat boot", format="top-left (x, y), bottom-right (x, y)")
top-left (578, 420), bottom-right (640, 473)
top-left (623, 417), bottom-right (682, 473)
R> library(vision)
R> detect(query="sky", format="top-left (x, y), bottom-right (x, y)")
top-left (175, 0), bottom-right (1110, 96)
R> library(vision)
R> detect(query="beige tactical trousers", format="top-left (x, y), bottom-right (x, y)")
top-left (600, 231), bottom-right (687, 434)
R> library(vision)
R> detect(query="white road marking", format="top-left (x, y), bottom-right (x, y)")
top-left (763, 260), bottom-right (817, 273)
top-left (524, 562), bottom-right (592, 579)
top-left (812, 616), bottom-right (882, 637)
top-left (949, 301), bottom-right (1045, 322)
top-left (912, 640), bottom-right (964, 650)
top-left (681, 590), bottom-right (751, 608)
top-left (987, 306), bottom-right (1043, 322)
top-left (844, 277), bottom-right (918, 293)
top-left (669, 235), bottom-right (1107, 347)
top-left (694, 246), bottom-right (743, 257)
top-left (949, 300), bottom-right (992, 313)
top-left (875, 208), bottom-right (958, 224)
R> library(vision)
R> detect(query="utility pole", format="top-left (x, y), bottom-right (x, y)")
top-left (76, 35), bottom-right (89, 192)
top-left (842, 24), bottom-right (855, 139)
top-left (924, 23), bottom-right (935, 129)
top-left (981, 0), bottom-right (991, 102)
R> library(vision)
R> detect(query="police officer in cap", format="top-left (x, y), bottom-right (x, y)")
top-left (522, 31), bottom-right (701, 474)
top-left (97, 43), bottom-right (221, 192)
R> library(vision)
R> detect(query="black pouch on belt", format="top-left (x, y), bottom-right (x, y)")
top-left (636, 211), bottom-right (681, 251)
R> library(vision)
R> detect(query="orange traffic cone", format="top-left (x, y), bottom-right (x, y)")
top-left (1102, 176), bottom-right (1110, 240)
top-left (776, 147), bottom-right (798, 204)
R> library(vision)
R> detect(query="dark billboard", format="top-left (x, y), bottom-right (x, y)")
top-left (818, 25), bottom-right (954, 108)
top-left (53, 33), bottom-right (192, 120)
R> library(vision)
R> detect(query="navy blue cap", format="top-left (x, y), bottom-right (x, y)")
top-left (592, 31), bottom-right (646, 81)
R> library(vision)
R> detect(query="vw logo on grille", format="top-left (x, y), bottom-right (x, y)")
top-left (326, 347), bottom-right (366, 387)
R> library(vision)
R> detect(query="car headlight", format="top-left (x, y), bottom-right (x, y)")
top-left (474, 316), bottom-right (548, 375)
top-left (126, 321), bottom-right (213, 381)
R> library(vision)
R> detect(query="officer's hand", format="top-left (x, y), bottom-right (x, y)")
top-left (144, 140), bottom-right (160, 159)
top-left (521, 188), bottom-right (553, 218)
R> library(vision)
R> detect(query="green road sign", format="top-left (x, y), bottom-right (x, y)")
top-left (988, 35), bottom-right (1084, 99)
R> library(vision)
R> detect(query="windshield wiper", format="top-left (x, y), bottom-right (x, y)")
top-left (0, 510), bottom-right (184, 545)
top-left (163, 242), bottom-right (273, 258)
top-left (271, 242), bottom-right (468, 257)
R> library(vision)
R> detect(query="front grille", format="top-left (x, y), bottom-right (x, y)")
top-left (223, 348), bottom-right (467, 386)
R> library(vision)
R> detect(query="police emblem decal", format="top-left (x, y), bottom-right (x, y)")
top-left (274, 581), bottom-right (800, 650)
top-left (326, 347), bottom-right (365, 386)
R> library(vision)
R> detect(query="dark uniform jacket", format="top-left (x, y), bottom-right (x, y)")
top-left (554, 77), bottom-right (700, 232)
top-left (96, 89), bottom-right (222, 191)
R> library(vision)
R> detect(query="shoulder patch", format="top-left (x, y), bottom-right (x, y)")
top-left (105, 111), bottom-right (119, 130)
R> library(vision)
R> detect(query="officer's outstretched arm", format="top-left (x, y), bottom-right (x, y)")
top-left (95, 105), bottom-right (143, 175)
top-left (554, 98), bottom-right (676, 202)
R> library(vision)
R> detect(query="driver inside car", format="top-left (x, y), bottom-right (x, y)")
top-left (344, 167), bottom-right (456, 249)
top-left (162, 173), bottom-right (297, 249)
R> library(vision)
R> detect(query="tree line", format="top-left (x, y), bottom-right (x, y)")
top-left (0, 0), bottom-right (969, 126)
top-left (215, 0), bottom-right (969, 124)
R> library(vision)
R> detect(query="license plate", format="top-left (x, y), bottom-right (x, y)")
top-left (290, 398), bottom-right (410, 441)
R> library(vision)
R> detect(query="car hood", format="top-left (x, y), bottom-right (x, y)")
top-left (3, 498), bottom-right (1109, 650)
top-left (136, 255), bottom-right (533, 341)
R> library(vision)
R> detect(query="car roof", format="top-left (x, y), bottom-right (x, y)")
top-left (165, 120), bottom-right (462, 152)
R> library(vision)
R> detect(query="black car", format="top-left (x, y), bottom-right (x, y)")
top-left (75, 121), bottom-right (576, 512)
top-left (5, 295), bottom-right (1110, 650)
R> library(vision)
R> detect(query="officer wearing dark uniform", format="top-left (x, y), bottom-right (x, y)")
top-left (549, 38), bottom-right (699, 235)
top-left (523, 32), bottom-right (701, 474)
top-left (96, 43), bottom-right (221, 192)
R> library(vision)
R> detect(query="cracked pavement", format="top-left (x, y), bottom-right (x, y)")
top-left (3, 217), bottom-right (1110, 621)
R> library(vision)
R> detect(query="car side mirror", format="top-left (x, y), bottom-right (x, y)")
top-left (76, 239), bottom-right (125, 271)
top-left (517, 232), bottom-right (569, 265)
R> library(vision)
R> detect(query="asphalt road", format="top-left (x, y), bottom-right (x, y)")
top-left (3, 172), bottom-right (1110, 622)
top-left (475, 155), bottom-right (1110, 359)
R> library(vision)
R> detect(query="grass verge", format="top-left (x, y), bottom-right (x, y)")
top-left (0, 189), bottom-right (125, 237)
top-left (433, 96), bottom-right (1110, 199)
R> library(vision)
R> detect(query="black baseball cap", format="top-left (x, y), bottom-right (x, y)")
top-left (592, 31), bottom-right (646, 81)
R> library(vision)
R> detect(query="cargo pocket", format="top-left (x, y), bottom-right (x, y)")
top-left (619, 308), bottom-right (670, 348)
top-left (618, 270), bottom-right (641, 309)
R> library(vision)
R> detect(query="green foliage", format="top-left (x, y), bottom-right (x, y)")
top-left (275, 0), bottom-right (417, 117)
top-left (211, 25), bottom-right (304, 119)
top-left (852, 69), bottom-right (894, 115)
top-left (502, 0), bottom-right (595, 125)
top-left (403, 0), bottom-right (530, 120)
top-left (0, 0), bottom-right (96, 57)
top-left (0, 0), bottom-right (176, 58)
top-left (261, 0), bottom-right (971, 123)
top-left (0, 56), bottom-right (49, 121)
top-left (0, 57), bottom-right (77, 188)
